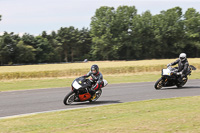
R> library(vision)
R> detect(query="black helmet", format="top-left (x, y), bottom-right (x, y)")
top-left (91, 64), bottom-right (99, 75)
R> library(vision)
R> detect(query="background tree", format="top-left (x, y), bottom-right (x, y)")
top-left (1, 6), bottom-right (200, 65)
top-left (0, 32), bottom-right (19, 65)
top-left (57, 26), bottom-right (80, 62)
top-left (184, 8), bottom-right (200, 57)
top-left (115, 6), bottom-right (138, 60)
top-left (90, 6), bottom-right (116, 60)
top-left (152, 7), bottom-right (185, 58)
top-left (35, 35), bottom-right (54, 63)
top-left (16, 40), bottom-right (35, 63)
top-left (74, 28), bottom-right (92, 61)
top-left (48, 31), bottom-right (63, 62)
top-left (21, 33), bottom-right (37, 49)
top-left (128, 10), bottom-right (154, 59)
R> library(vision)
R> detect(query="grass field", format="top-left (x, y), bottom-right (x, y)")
top-left (0, 59), bottom-right (199, 132)
top-left (0, 58), bottom-right (200, 73)
top-left (1, 96), bottom-right (200, 132)
top-left (0, 58), bottom-right (199, 91)
top-left (0, 59), bottom-right (179, 72)
top-left (0, 58), bottom-right (199, 80)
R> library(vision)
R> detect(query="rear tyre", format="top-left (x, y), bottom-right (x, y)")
top-left (154, 78), bottom-right (163, 90)
top-left (176, 77), bottom-right (188, 88)
top-left (89, 89), bottom-right (102, 102)
top-left (63, 91), bottom-right (75, 105)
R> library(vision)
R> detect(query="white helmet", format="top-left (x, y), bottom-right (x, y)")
top-left (179, 53), bottom-right (186, 62)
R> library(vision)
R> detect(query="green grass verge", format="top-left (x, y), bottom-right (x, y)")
top-left (0, 74), bottom-right (157, 91)
top-left (1, 96), bottom-right (200, 132)
top-left (0, 71), bottom-right (199, 92)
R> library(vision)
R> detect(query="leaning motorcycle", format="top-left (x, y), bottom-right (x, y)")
top-left (63, 77), bottom-right (108, 105)
top-left (154, 65), bottom-right (196, 90)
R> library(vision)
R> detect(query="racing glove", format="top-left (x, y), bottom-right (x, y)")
top-left (167, 63), bottom-right (172, 67)
top-left (176, 72), bottom-right (182, 75)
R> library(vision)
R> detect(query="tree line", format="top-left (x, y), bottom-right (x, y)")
top-left (0, 6), bottom-right (200, 65)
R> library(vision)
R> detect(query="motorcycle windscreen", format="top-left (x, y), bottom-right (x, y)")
top-left (72, 80), bottom-right (82, 89)
top-left (162, 69), bottom-right (171, 76)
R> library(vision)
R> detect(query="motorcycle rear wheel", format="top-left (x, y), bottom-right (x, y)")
top-left (155, 78), bottom-right (163, 90)
top-left (89, 89), bottom-right (102, 102)
top-left (63, 91), bottom-right (75, 105)
top-left (176, 77), bottom-right (188, 88)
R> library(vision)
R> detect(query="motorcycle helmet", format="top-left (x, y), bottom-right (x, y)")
top-left (91, 64), bottom-right (99, 75)
top-left (179, 53), bottom-right (186, 62)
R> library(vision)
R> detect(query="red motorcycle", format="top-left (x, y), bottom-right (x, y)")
top-left (63, 77), bottom-right (108, 105)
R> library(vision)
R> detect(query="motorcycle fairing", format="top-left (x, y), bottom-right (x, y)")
top-left (162, 78), bottom-right (176, 87)
top-left (103, 79), bottom-right (108, 87)
top-left (72, 80), bottom-right (82, 89)
top-left (79, 93), bottom-right (91, 101)
top-left (162, 68), bottom-right (171, 76)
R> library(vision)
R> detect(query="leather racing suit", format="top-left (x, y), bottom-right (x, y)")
top-left (82, 71), bottom-right (104, 92)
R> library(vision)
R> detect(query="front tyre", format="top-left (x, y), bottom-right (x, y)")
top-left (154, 78), bottom-right (163, 90)
top-left (63, 91), bottom-right (75, 105)
top-left (89, 89), bottom-right (102, 102)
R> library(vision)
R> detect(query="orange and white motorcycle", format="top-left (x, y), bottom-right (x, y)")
top-left (63, 77), bottom-right (108, 105)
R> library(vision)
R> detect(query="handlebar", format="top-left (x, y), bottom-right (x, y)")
top-left (166, 66), bottom-right (179, 75)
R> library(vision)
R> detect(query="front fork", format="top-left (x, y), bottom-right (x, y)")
top-left (161, 77), bottom-right (168, 86)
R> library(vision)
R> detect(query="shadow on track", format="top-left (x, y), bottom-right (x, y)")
top-left (160, 86), bottom-right (200, 90)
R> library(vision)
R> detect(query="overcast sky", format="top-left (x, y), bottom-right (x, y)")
top-left (0, 0), bottom-right (200, 35)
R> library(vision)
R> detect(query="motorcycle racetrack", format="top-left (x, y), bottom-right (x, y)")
top-left (0, 79), bottom-right (200, 118)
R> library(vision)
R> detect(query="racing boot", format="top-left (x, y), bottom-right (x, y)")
top-left (182, 77), bottom-right (187, 81)
top-left (89, 88), bottom-right (96, 99)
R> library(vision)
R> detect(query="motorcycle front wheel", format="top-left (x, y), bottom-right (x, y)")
top-left (154, 78), bottom-right (163, 90)
top-left (63, 91), bottom-right (75, 105)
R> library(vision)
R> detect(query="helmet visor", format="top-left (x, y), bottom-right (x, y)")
top-left (91, 68), bottom-right (96, 74)
top-left (180, 57), bottom-right (185, 61)
top-left (92, 70), bottom-right (96, 74)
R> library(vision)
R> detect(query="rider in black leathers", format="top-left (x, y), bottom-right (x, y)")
top-left (167, 53), bottom-right (189, 82)
top-left (82, 64), bottom-right (104, 95)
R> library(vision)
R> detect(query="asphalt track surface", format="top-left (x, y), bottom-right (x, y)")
top-left (0, 79), bottom-right (200, 118)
